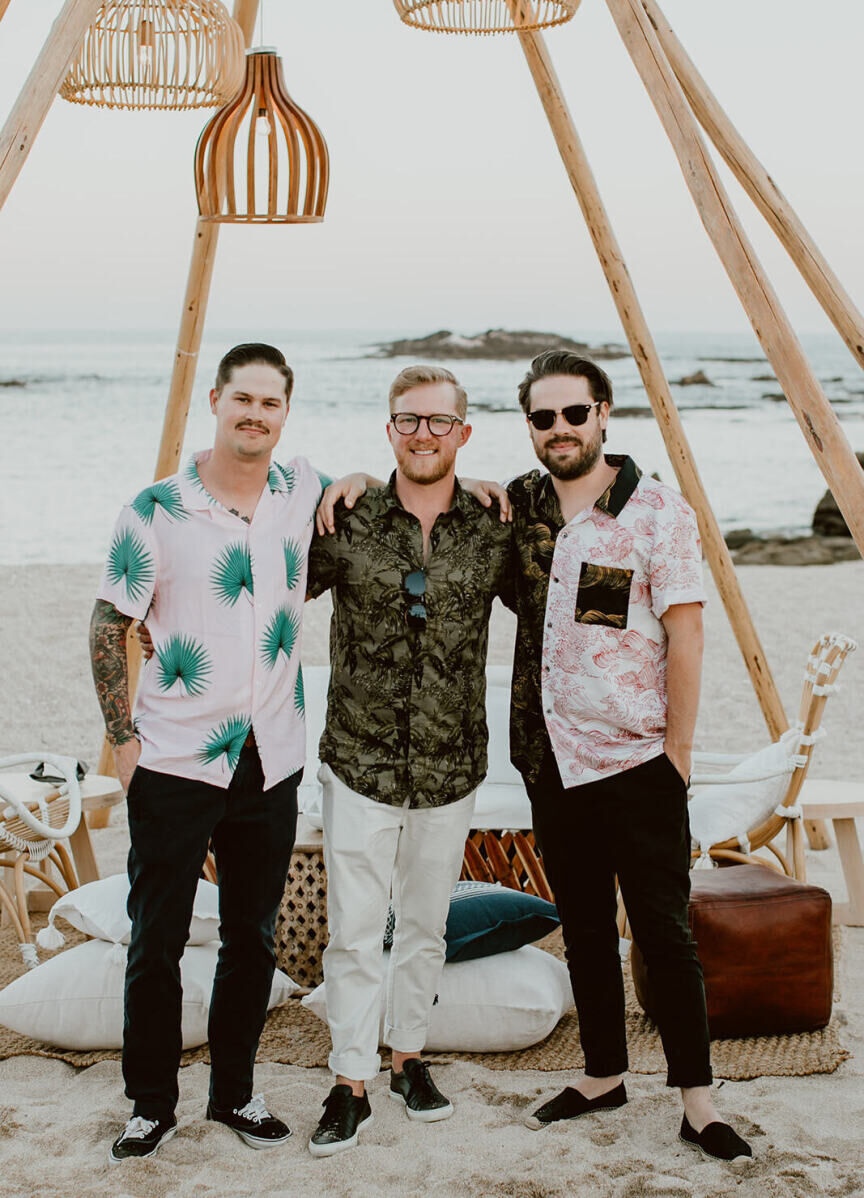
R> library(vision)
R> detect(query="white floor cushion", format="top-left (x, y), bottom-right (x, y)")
top-left (37, 873), bottom-right (220, 948)
top-left (0, 940), bottom-right (297, 1050)
top-left (302, 944), bottom-right (572, 1052)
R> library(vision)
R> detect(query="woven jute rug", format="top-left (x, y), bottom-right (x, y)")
top-left (0, 922), bottom-right (849, 1080)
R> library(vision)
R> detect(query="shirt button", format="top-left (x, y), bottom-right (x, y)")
top-left (552, 576), bottom-right (559, 583)
top-left (561, 532), bottom-right (568, 539)
top-left (546, 621), bottom-right (552, 628)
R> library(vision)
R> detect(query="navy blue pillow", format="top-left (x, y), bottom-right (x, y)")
top-left (445, 881), bottom-right (559, 963)
top-left (383, 882), bottom-right (559, 960)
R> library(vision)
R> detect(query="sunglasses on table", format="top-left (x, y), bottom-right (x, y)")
top-left (403, 569), bottom-right (427, 631)
top-left (391, 413), bottom-right (463, 436)
top-left (526, 401), bottom-right (600, 431)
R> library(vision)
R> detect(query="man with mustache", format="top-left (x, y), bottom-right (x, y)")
top-left (90, 343), bottom-right (334, 1161)
top-left (507, 350), bottom-right (751, 1162)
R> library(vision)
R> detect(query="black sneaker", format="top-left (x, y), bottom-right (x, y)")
top-left (109, 1115), bottom-right (177, 1162)
top-left (308, 1084), bottom-right (373, 1157)
top-left (206, 1094), bottom-right (291, 1149)
top-left (389, 1059), bottom-right (453, 1122)
top-left (680, 1115), bottom-right (753, 1163)
top-left (525, 1082), bottom-right (628, 1129)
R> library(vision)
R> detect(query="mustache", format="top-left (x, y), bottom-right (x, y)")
top-left (546, 438), bottom-right (582, 448)
top-left (236, 422), bottom-right (269, 432)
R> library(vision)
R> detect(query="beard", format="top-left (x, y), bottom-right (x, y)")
top-left (398, 446), bottom-right (454, 485)
top-left (536, 428), bottom-right (604, 480)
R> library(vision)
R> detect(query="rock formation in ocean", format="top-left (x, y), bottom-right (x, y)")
top-left (368, 329), bottom-right (630, 361)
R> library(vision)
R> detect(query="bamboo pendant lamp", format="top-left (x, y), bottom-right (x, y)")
top-left (194, 48), bottom-right (328, 223)
top-left (60, 1), bottom-right (245, 110)
top-left (393, 0), bottom-right (579, 34)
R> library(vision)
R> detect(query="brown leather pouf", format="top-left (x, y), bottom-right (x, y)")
top-left (630, 864), bottom-right (833, 1038)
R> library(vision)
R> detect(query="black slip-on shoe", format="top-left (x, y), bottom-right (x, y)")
top-left (680, 1115), bottom-right (753, 1163)
top-left (309, 1084), bottom-right (373, 1157)
top-left (206, 1094), bottom-right (291, 1149)
top-left (109, 1115), bottom-right (177, 1162)
top-left (524, 1082), bottom-right (628, 1130)
top-left (389, 1059), bottom-right (454, 1122)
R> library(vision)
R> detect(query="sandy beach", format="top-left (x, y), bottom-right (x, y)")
top-left (1, 560), bottom-right (862, 1196)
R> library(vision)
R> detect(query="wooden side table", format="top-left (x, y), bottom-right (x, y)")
top-left (800, 779), bottom-right (864, 926)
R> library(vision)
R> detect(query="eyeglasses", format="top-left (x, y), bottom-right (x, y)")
top-left (526, 402), bottom-right (600, 431)
top-left (391, 413), bottom-right (464, 437)
top-left (403, 569), bottom-right (427, 631)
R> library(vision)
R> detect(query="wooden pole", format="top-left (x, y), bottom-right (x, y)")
top-left (607, 0), bottom-right (864, 556)
top-left (641, 0), bottom-right (864, 373)
top-left (154, 217), bottom-right (221, 478)
top-left (232, 0), bottom-right (260, 46)
top-left (0, 1), bottom-right (13, 26)
top-left (92, 0), bottom-right (260, 815)
top-left (509, 19), bottom-right (788, 744)
top-left (0, 0), bottom-right (101, 211)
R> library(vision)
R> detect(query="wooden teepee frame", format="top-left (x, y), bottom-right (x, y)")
top-left (1, 0), bottom-right (862, 850)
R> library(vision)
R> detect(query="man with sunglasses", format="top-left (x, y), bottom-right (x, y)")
top-left (304, 365), bottom-right (512, 1156)
top-left (507, 350), bottom-right (751, 1162)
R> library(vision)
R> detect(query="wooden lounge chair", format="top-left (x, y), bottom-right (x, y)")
top-left (687, 632), bottom-right (857, 878)
top-left (0, 754), bottom-right (123, 965)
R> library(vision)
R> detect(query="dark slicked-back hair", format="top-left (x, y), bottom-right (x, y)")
top-left (215, 343), bottom-right (294, 401)
top-left (517, 350), bottom-right (614, 415)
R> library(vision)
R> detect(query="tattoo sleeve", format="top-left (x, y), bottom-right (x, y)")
top-left (89, 599), bottom-right (136, 746)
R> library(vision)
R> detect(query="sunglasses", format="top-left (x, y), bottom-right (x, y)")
top-left (403, 569), bottom-right (427, 631)
top-left (526, 402), bottom-right (600, 431)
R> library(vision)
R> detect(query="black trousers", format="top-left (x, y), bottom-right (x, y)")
top-left (123, 745), bottom-right (299, 1121)
top-left (525, 750), bottom-right (712, 1088)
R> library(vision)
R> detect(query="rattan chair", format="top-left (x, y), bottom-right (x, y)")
top-left (0, 754), bottom-right (83, 965)
top-left (688, 632), bottom-right (857, 878)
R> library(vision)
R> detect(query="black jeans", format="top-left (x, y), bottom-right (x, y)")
top-left (526, 750), bottom-right (712, 1088)
top-left (123, 745), bottom-right (299, 1121)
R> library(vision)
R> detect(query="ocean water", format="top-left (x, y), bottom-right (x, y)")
top-left (1, 327), bottom-right (862, 565)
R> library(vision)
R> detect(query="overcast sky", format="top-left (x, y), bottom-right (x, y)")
top-left (0, 0), bottom-right (861, 335)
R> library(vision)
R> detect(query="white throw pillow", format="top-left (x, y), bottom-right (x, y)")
top-left (0, 940), bottom-right (297, 1050)
top-left (39, 873), bottom-right (220, 948)
top-left (302, 944), bottom-right (572, 1052)
top-left (688, 730), bottom-right (800, 850)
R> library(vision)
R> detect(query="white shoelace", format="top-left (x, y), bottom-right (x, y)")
top-left (119, 1116), bottom-right (158, 1141)
top-left (234, 1094), bottom-right (270, 1124)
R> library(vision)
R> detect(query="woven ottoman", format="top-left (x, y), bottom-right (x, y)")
top-left (274, 819), bottom-right (328, 990)
top-left (631, 864), bottom-right (833, 1038)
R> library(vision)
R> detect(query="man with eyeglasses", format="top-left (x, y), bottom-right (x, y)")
top-left (303, 364), bottom-right (512, 1156)
top-left (507, 350), bottom-right (751, 1162)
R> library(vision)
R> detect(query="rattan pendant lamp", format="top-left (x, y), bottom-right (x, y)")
top-left (195, 46), bottom-right (328, 222)
top-left (60, 0), bottom-right (245, 109)
top-left (392, 0), bottom-right (579, 34)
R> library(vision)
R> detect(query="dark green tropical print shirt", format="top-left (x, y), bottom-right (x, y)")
top-left (307, 474), bottom-right (513, 808)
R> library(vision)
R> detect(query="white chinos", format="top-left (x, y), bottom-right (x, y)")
top-left (320, 764), bottom-right (476, 1081)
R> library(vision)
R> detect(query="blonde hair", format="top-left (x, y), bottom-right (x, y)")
top-left (388, 364), bottom-right (468, 421)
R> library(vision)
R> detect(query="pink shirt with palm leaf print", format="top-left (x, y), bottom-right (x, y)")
top-left (96, 450), bottom-right (327, 790)
top-left (541, 468), bottom-right (706, 786)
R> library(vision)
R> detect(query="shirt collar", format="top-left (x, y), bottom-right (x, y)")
top-left (177, 450), bottom-right (293, 512)
top-left (380, 470), bottom-right (471, 522)
top-left (595, 455), bottom-right (642, 518)
top-left (533, 454), bottom-right (642, 525)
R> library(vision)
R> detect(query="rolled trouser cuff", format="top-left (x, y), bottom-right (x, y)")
top-left (328, 1049), bottom-right (381, 1082)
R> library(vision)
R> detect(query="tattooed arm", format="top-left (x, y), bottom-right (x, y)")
top-left (89, 598), bottom-right (140, 792)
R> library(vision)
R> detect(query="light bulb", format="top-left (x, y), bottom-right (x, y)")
top-left (137, 18), bottom-right (154, 73)
top-left (256, 110), bottom-right (272, 139)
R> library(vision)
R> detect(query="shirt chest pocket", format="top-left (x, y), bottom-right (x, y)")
top-left (574, 563), bottom-right (633, 629)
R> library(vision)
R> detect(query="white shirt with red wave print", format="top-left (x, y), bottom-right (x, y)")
top-left (541, 467), bottom-right (706, 787)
